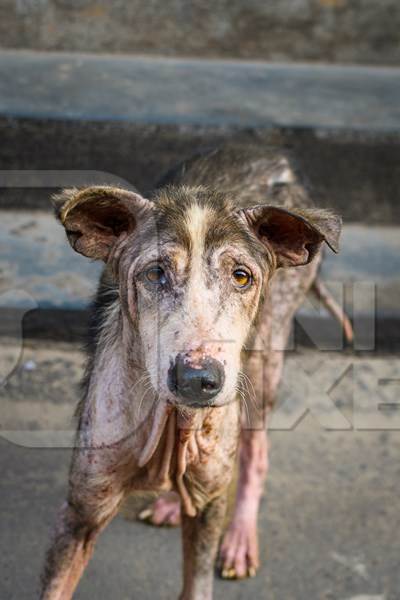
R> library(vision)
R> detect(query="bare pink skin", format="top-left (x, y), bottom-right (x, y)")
top-left (219, 430), bottom-right (268, 577)
top-left (42, 147), bottom-right (344, 598)
top-left (139, 257), bottom-right (322, 579)
top-left (141, 429), bottom-right (268, 578)
top-left (143, 492), bottom-right (182, 527)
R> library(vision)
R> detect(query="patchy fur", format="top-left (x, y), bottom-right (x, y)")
top-left (41, 144), bottom-right (343, 600)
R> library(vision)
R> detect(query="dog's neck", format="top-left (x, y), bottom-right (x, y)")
top-left (139, 406), bottom-right (207, 516)
top-left (85, 311), bottom-right (230, 515)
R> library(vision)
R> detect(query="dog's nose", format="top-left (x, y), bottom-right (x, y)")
top-left (167, 355), bottom-right (225, 405)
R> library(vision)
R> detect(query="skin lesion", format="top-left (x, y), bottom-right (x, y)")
top-left (41, 164), bottom-right (343, 597)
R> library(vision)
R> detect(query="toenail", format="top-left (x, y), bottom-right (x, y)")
top-left (221, 568), bottom-right (229, 579)
top-left (138, 508), bottom-right (153, 520)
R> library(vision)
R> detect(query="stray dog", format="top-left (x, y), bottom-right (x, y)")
top-left (40, 145), bottom-right (351, 599)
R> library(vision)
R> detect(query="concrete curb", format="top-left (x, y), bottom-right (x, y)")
top-left (1, 51), bottom-right (399, 130)
top-left (0, 51), bottom-right (399, 222)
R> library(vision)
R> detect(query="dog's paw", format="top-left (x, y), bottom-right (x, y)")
top-left (218, 519), bottom-right (259, 580)
top-left (138, 492), bottom-right (181, 527)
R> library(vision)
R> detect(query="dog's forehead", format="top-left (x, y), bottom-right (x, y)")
top-left (153, 186), bottom-right (256, 257)
top-left (127, 186), bottom-right (269, 273)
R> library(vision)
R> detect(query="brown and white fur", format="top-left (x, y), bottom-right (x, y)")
top-left (40, 144), bottom-right (346, 600)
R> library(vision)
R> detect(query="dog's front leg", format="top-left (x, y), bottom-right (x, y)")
top-left (218, 346), bottom-right (280, 579)
top-left (40, 500), bottom-right (112, 600)
top-left (40, 446), bottom-right (126, 600)
top-left (219, 428), bottom-right (268, 579)
top-left (180, 494), bottom-right (227, 600)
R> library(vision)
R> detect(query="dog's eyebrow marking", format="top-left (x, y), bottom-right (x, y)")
top-left (183, 203), bottom-right (212, 307)
top-left (185, 203), bottom-right (212, 265)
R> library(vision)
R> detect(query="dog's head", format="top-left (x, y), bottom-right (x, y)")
top-left (54, 185), bottom-right (341, 408)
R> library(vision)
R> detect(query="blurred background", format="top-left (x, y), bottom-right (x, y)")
top-left (0, 1), bottom-right (399, 599)
top-left (1, 0), bottom-right (399, 64)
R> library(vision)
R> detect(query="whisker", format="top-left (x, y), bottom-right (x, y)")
top-left (136, 384), bottom-right (156, 419)
top-left (236, 384), bottom-right (251, 426)
top-left (129, 373), bottom-right (152, 396)
top-left (237, 370), bottom-right (261, 416)
top-left (240, 371), bottom-right (258, 406)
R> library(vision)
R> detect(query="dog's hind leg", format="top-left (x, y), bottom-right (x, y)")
top-left (138, 491), bottom-right (182, 527)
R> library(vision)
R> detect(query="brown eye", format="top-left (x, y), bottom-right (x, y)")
top-left (145, 266), bottom-right (167, 285)
top-left (232, 268), bottom-right (252, 288)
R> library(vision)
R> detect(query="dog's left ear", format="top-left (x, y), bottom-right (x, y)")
top-left (239, 205), bottom-right (342, 267)
top-left (53, 186), bottom-right (153, 261)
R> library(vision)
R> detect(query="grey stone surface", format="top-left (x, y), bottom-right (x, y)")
top-left (0, 210), bottom-right (101, 309)
top-left (1, 50), bottom-right (399, 131)
top-left (1, 52), bottom-right (400, 223)
top-left (0, 0), bottom-right (400, 66)
top-left (0, 340), bottom-right (400, 598)
top-left (1, 118), bottom-right (400, 225)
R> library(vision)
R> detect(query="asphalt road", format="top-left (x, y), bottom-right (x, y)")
top-left (1, 340), bottom-right (399, 600)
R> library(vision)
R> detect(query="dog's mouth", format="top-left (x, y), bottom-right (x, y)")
top-left (166, 396), bottom-right (218, 410)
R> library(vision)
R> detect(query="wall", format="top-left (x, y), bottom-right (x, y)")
top-left (0, 0), bottom-right (399, 65)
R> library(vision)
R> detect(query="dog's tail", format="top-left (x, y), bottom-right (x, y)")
top-left (311, 277), bottom-right (354, 344)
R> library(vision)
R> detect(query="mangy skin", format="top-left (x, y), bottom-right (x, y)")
top-left (144, 145), bottom-right (321, 579)
top-left (40, 144), bottom-right (339, 599)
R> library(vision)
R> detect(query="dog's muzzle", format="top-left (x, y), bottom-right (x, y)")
top-left (167, 354), bottom-right (225, 407)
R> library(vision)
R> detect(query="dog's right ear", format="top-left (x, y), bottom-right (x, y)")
top-left (53, 186), bottom-right (154, 261)
top-left (238, 204), bottom-right (342, 268)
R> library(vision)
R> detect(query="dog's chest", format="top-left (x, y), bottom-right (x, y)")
top-left (134, 406), bottom-right (239, 515)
